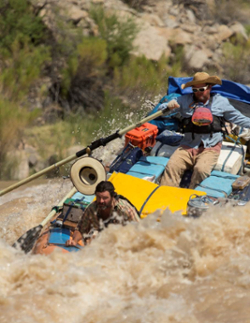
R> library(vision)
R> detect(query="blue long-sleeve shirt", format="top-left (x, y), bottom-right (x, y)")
top-left (158, 93), bottom-right (250, 149)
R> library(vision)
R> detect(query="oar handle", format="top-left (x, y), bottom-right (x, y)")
top-left (76, 132), bottom-right (120, 158)
top-left (0, 107), bottom-right (169, 197)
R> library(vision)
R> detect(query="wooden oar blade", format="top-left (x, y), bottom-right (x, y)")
top-left (12, 224), bottom-right (43, 253)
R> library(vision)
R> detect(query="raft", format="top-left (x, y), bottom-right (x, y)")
top-left (32, 170), bottom-right (208, 254)
top-left (32, 146), bottom-right (249, 255)
top-left (29, 76), bottom-right (250, 254)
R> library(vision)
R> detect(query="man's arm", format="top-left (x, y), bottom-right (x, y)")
top-left (65, 205), bottom-right (94, 246)
top-left (158, 99), bottom-right (180, 111)
top-left (66, 230), bottom-right (83, 246)
top-left (128, 207), bottom-right (140, 222)
top-left (218, 96), bottom-right (250, 128)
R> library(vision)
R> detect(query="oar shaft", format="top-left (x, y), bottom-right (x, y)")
top-left (118, 109), bottom-right (165, 137)
top-left (0, 155), bottom-right (76, 196)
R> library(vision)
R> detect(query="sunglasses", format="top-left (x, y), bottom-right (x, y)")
top-left (192, 85), bottom-right (208, 93)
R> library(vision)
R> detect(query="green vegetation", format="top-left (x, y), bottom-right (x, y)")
top-left (89, 5), bottom-right (138, 69)
top-left (0, 0), bottom-right (50, 101)
top-left (0, 0), bottom-right (49, 178)
top-left (222, 41), bottom-right (250, 83)
top-left (113, 55), bottom-right (170, 99)
top-left (60, 37), bottom-right (108, 98)
top-left (0, 99), bottom-right (39, 179)
top-left (23, 91), bottom-right (138, 168)
top-left (1, 1), bottom-right (250, 179)
top-left (0, 43), bottom-right (50, 101)
top-left (245, 25), bottom-right (250, 36)
top-left (0, 1), bottom-right (148, 179)
top-left (0, 0), bottom-right (46, 50)
top-left (210, 0), bottom-right (250, 24)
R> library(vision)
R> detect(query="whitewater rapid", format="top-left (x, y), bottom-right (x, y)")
top-left (1, 141), bottom-right (250, 323)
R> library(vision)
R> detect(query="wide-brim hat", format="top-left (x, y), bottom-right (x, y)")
top-left (70, 157), bottom-right (107, 195)
top-left (182, 72), bottom-right (222, 89)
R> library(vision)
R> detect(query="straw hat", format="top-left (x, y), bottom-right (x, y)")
top-left (182, 72), bottom-right (222, 89)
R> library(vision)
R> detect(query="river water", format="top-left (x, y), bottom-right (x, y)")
top-left (1, 142), bottom-right (250, 323)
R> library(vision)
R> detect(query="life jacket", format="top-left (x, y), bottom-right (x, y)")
top-left (180, 99), bottom-right (226, 139)
top-left (191, 105), bottom-right (213, 126)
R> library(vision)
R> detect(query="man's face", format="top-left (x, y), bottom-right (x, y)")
top-left (96, 191), bottom-right (113, 210)
top-left (192, 83), bottom-right (211, 102)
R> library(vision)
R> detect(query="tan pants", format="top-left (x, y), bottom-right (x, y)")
top-left (160, 146), bottom-right (220, 189)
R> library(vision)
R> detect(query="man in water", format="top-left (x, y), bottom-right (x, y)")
top-left (66, 181), bottom-right (139, 246)
top-left (159, 72), bottom-right (250, 189)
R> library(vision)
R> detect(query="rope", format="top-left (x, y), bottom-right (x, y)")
top-left (139, 186), bottom-right (160, 214)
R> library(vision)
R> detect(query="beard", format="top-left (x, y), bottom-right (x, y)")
top-left (194, 92), bottom-right (210, 103)
top-left (98, 205), bottom-right (108, 211)
top-left (98, 201), bottom-right (112, 211)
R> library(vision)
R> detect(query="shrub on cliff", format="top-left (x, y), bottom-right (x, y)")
top-left (0, 0), bottom-right (50, 101)
top-left (0, 99), bottom-right (39, 179)
top-left (89, 5), bottom-right (138, 69)
top-left (122, 0), bottom-right (153, 11)
top-left (222, 41), bottom-right (250, 84)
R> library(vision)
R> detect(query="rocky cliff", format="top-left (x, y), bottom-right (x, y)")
top-left (37, 0), bottom-right (250, 78)
top-left (9, 0), bottom-right (250, 180)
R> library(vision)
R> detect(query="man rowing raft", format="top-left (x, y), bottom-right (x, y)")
top-left (66, 181), bottom-right (140, 246)
top-left (159, 72), bottom-right (250, 189)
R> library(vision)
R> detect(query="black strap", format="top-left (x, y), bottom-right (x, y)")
top-left (62, 198), bottom-right (87, 223)
top-left (62, 204), bottom-right (74, 223)
top-left (155, 142), bottom-right (164, 156)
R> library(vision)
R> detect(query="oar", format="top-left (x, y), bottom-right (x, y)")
top-left (13, 187), bottom-right (77, 253)
top-left (0, 106), bottom-right (170, 197)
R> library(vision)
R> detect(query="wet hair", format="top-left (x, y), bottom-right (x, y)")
top-left (95, 181), bottom-right (116, 197)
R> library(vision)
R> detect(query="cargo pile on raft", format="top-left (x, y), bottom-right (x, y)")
top-left (3, 75), bottom-right (250, 255)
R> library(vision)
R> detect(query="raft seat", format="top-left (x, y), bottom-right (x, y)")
top-left (195, 170), bottom-right (240, 198)
top-left (115, 154), bottom-right (240, 198)
top-left (126, 156), bottom-right (169, 182)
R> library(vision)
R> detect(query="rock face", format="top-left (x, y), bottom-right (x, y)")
top-left (6, 145), bottom-right (46, 180)
top-left (131, 22), bottom-right (171, 61)
top-left (36, 0), bottom-right (249, 73)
